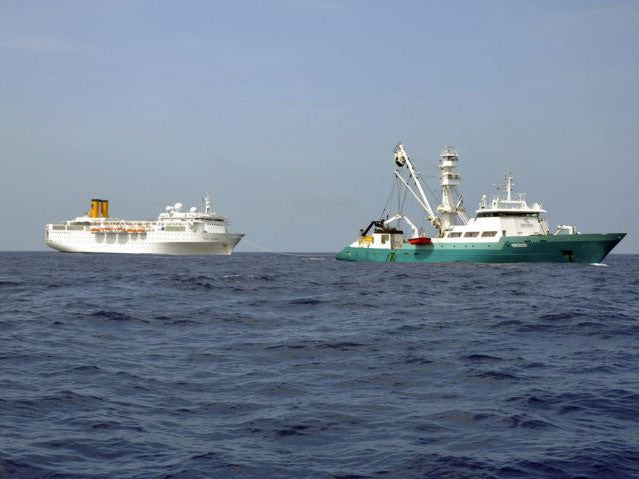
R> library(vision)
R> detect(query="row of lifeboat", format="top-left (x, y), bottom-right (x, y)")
top-left (90, 227), bottom-right (148, 234)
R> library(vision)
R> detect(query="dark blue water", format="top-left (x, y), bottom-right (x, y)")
top-left (1, 252), bottom-right (638, 478)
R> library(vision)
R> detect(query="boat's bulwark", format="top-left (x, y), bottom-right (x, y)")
top-left (337, 233), bottom-right (626, 264)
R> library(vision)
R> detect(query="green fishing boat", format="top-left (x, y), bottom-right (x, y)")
top-left (337, 144), bottom-right (625, 264)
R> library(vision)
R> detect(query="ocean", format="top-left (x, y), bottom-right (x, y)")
top-left (1, 252), bottom-right (638, 478)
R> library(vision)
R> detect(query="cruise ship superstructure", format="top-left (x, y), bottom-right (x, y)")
top-left (337, 144), bottom-right (625, 263)
top-left (45, 195), bottom-right (243, 255)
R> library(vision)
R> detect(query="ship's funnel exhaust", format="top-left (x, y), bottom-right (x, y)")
top-left (89, 199), bottom-right (109, 218)
top-left (100, 199), bottom-right (109, 218)
top-left (90, 199), bottom-right (101, 218)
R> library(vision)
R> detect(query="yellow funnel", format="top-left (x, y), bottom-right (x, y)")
top-left (100, 199), bottom-right (109, 218)
top-left (90, 199), bottom-right (100, 218)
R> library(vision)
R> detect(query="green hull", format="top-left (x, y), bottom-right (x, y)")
top-left (336, 233), bottom-right (626, 264)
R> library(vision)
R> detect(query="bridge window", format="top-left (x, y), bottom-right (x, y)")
top-left (448, 232), bottom-right (462, 238)
top-left (477, 212), bottom-right (540, 218)
top-left (464, 232), bottom-right (479, 237)
top-left (481, 231), bottom-right (497, 237)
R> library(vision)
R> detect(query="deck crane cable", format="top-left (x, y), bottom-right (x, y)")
top-left (412, 157), bottom-right (439, 213)
top-left (378, 174), bottom-right (412, 234)
top-left (407, 157), bottom-right (445, 232)
top-left (396, 176), bottom-right (409, 232)
top-left (379, 178), bottom-right (398, 220)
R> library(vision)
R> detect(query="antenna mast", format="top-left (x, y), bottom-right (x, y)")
top-left (203, 194), bottom-right (213, 215)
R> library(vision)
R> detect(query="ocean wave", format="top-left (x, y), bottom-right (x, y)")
top-left (90, 310), bottom-right (135, 322)
top-left (2, 252), bottom-right (638, 478)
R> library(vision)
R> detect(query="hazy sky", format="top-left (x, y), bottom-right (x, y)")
top-left (1, 0), bottom-right (637, 253)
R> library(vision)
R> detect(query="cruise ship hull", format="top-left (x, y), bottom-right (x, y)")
top-left (47, 233), bottom-right (244, 256)
top-left (336, 233), bottom-right (626, 264)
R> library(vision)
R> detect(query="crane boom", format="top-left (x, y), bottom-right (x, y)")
top-left (393, 143), bottom-right (442, 234)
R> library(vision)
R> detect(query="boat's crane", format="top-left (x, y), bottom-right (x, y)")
top-left (393, 143), bottom-right (443, 234)
top-left (383, 214), bottom-right (419, 238)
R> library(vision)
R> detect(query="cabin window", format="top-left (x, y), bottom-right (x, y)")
top-left (448, 232), bottom-right (462, 238)
top-left (381, 234), bottom-right (389, 244)
top-left (477, 212), bottom-right (540, 218)
top-left (481, 231), bottom-right (497, 237)
top-left (464, 232), bottom-right (479, 237)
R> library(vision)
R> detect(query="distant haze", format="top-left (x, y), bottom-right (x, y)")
top-left (1, 1), bottom-right (637, 253)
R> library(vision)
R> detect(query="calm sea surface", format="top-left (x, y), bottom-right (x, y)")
top-left (1, 252), bottom-right (638, 478)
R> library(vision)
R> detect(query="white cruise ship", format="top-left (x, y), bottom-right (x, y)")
top-left (45, 195), bottom-right (243, 255)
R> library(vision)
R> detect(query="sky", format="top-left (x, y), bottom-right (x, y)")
top-left (1, 0), bottom-right (637, 253)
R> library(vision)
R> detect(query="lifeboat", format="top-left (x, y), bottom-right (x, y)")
top-left (408, 237), bottom-right (432, 245)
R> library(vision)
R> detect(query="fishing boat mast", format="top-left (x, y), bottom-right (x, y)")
top-left (437, 146), bottom-right (468, 230)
